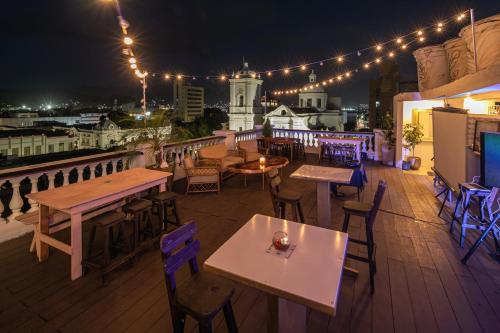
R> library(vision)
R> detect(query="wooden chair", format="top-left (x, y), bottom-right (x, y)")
top-left (341, 180), bottom-right (387, 293)
top-left (160, 221), bottom-right (238, 333)
top-left (84, 211), bottom-right (133, 284)
top-left (266, 169), bottom-right (305, 223)
top-left (123, 199), bottom-right (154, 249)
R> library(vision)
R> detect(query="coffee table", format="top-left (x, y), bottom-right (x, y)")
top-left (227, 156), bottom-right (289, 190)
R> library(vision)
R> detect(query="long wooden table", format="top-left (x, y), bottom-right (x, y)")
top-left (26, 168), bottom-right (171, 280)
top-left (205, 214), bottom-right (348, 333)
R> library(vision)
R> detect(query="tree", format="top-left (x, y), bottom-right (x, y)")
top-left (382, 113), bottom-right (396, 147)
top-left (402, 123), bottom-right (424, 156)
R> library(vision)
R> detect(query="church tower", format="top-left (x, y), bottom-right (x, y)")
top-left (228, 62), bottom-right (263, 131)
top-left (298, 70), bottom-right (328, 111)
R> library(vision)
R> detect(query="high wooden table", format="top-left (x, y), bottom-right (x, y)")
top-left (227, 156), bottom-right (289, 190)
top-left (204, 214), bottom-right (348, 333)
top-left (290, 165), bottom-right (353, 228)
top-left (318, 136), bottom-right (365, 161)
top-left (26, 168), bottom-right (171, 280)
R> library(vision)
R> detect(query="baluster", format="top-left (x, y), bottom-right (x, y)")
top-left (27, 175), bottom-right (39, 212)
top-left (62, 169), bottom-right (70, 186)
top-left (174, 147), bottom-right (181, 167)
top-left (47, 172), bottom-right (56, 189)
top-left (111, 159), bottom-right (118, 173)
top-left (77, 165), bottom-right (84, 182)
top-left (8, 177), bottom-right (24, 221)
top-left (89, 164), bottom-right (97, 179)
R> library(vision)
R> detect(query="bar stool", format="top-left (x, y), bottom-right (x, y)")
top-left (123, 199), bottom-right (154, 249)
top-left (84, 211), bottom-right (133, 284)
top-left (151, 191), bottom-right (180, 231)
top-left (266, 169), bottom-right (305, 223)
top-left (341, 180), bottom-right (386, 293)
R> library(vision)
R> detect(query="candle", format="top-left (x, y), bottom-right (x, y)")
top-left (259, 156), bottom-right (266, 166)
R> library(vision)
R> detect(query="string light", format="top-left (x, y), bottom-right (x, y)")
top-left (337, 56), bottom-right (344, 62)
top-left (436, 22), bottom-right (444, 32)
top-left (345, 72), bottom-right (351, 77)
top-left (419, 36), bottom-right (426, 42)
top-left (417, 30), bottom-right (423, 36)
top-left (364, 63), bottom-right (370, 69)
top-left (376, 44), bottom-right (383, 51)
top-left (164, 74), bottom-right (170, 79)
top-left (220, 75), bottom-right (226, 81)
top-left (176, 74), bottom-right (182, 80)
top-left (123, 36), bottom-right (133, 45)
top-left (283, 68), bottom-right (290, 75)
top-left (130, 63), bottom-right (137, 69)
top-left (267, 71), bottom-right (272, 77)
top-left (401, 44), bottom-right (408, 50)
top-left (388, 51), bottom-right (395, 58)
top-left (337, 75), bottom-right (342, 81)
top-left (129, 57), bottom-right (136, 64)
top-left (396, 37), bottom-right (403, 44)
top-left (300, 65), bottom-right (307, 71)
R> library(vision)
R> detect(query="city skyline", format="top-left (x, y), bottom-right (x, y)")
top-left (1, 0), bottom-right (498, 106)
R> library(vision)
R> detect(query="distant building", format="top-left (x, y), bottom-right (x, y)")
top-left (368, 61), bottom-right (418, 128)
top-left (0, 112), bottom-right (107, 127)
top-left (174, 81), bottom-right (204, 122)
top-left (0, 128), bottom-right (75, 157)
top-left (264, 71), bottom-right (346, 131)
top-left (228, 62), bottom-right (263, 131)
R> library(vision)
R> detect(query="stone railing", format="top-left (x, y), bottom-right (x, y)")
top-left (271, 129), bottom-right (377, 159)
top-left (161, 135), bottom-right (226, 167)
top-left (235, 128), bottom-right (262, 143)
top-left (0, 150), bottom-right (141, 227)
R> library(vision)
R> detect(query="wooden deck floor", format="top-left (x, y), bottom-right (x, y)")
top-left (1, 156), bottom-right (499, 333)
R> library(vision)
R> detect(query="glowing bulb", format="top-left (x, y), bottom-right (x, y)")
top-left (328, 78), bottom-right (333, 83)
top-left (457, 13), bottom-right (465, 21)
top-left (315, 83), bottom-right (319, 87)
top-left (294, 89), bottom-right (297, 93)
top-left (130, 63), bottom-right (137, 69)
top-left (251, 73), bottom-right (256, 78)
top-left (436, 27), bottom-right (443, 32)
top-left (417, 30), bottom-right (423, 36)
top-left (401, 44), bottom-right (407, 50)
top-left (388, 51), bottom-right (395, 58)
top-left (364, 63), bottom-right (370, 69)
top-left (376, 44), bottom-right (383, 51)
top-left (129, 57), bottom-right (136, 64)
top-left (220, 75), bottom-right (226, 81)
top-left (375, 58), bottom-right (381, 63)
top-left (437, 22), bottom-right (443, 27)
top-left (337, 56), bottom-right (344, 62)
top-left (134, 69), bottom-right (142, 77)
top-left (396, 38), bottom-right (403, 44)
top-left (124, 36), bottom-right (133, 45)
top-left (164, 74), bottom-right (170, 79)
top-left (345, 72), bottom-right (351, 77)
top-left (322, 81), bottom-right (327, 86)
top-left (304, 87), bottom-right (308, 91)
top-left (267, 71), bottom-right (272, 76)
top-left (235, 74), bottom-right (240, 79)
top-left (337, 75), bottom-right (342, 81)
top-left (419, 36), bottom-right (425, 42)
top-left (176, 74), bottom-right (182, 80)
top-left (300, 65), bottom-right (306, 71)
top-left (284, 68), bottom-right (290, 74)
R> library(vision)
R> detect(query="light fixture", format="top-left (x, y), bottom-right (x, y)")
top-left (124, 36), bottom-right (133, 45)
top-left (328, 78), bottom-right (333, 83)
top-left (284, 68), bottom-right (290, 74)
top-left (364, 63), bottom-right (370, 69)
top-left (164, 74), bottom-right (170, 79)
top-left (345, 72), bottom-right (351, 77)
top-left (267, 71), bottom-right (272, 76)
top-left (417, 30), bottom-right (423, 36)
top-left (235, 74), bottom-right (240, 79)
top-left (401, 44), bottom-right (407, 50)
top-left (376, 44), bottom-right (383, 51)
top-left (130, 63), bottom-right (137, 69)
top-left (300, 65), bottom-right (307, 71)
top-left (176, 74), bottom-right (182, 80)
top-left (220, 75), bottom-right (226, 81)
top-left (129, 57), bottom-right (136, 64)
top-left (375, 58), bottom-right (381, 63)
top-left (388, 51), bottom-right (395, 58)
top-left (337, 75), bottom-right (342, 81)
top-left (396, 38), bottom-right (403, 44)
top-left (419, 36), bottom-right (425, 42)
top-left (251, 73), bottom-right (256, 78)
top-left (337, 56), bottom-right (344, 62)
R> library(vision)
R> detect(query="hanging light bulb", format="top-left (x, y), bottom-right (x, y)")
top-left (396, 37), bottom-right (403, 44)
top-left (220, 75), bottom-right (226, 81)
top-left (235, 74), bottom-right (240, 79)
top-left (388, 51), bottom-right (395, 58)
top-left (364, 63), bottom-right (370, 69)
top-left (130, 63), bottom-right (137, 69)
top-left (124, 36), bottom-right (133, 45)
top-left (376, 44), bottom-right (383, 51)
top-left (457, 13), bottom-right (466, 21)
top-left (419, 36), bottom-right (425, 42)
top-left (134, 69), bottom-right (142, 77)
top-left (176, 74), bottom-right (182, 80)
top-left (129, 57), bottom-right (136, 64)
top-left (436, 22), bottom-right (444, 32)
top-left (345, 72), bottom-right (351, 77)
top-left (251, 73), bottom-right (256, 78)
top-left (401, 44), bottom-right (408, 50)
top-left (337, 56), bottom-right (344, 62)
top-left (328, 78), bottom-right (334, 83)
top-left (300, 65), bottom-right (307, 71)
top-left (375, 58), bottom-right (381, 63)
top-left (283, 68), bottom-right (290, 75)
top-left (417, 30), bottom-right (423, 36)
top-left (322, 81), bottom-right (327, 86)
top-left (267, 71), bottom-right (272, 77)
top-left (337, 75), bottom-right (342, 81)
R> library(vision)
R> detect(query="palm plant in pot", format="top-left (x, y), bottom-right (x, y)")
top-left (381, 113), bottom-right (396, 166)
top-left (402, 123), bottom-right (424, 170)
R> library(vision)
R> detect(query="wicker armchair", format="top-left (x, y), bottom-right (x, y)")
top-left (198, 143), bottom-right (245, 180)
top-left (237, 140), bottom-right (268, 162)
top-left (183, 156), bottom-right (220, 194)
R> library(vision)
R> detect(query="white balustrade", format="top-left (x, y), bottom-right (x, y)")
top-left (8, 177), bottom-right (24, 222)
top-left (27, 175), bottom-right (39, 212)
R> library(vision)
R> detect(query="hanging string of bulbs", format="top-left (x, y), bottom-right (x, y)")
top-left (106, 0), bottom-right (469, 92)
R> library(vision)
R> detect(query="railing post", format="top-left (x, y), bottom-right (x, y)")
top-left (8, 177), bottom-right (24, 221)
top-left (62, 169), bottom-right (70, 186)
top-left (77, 165), bottom-right (84, 182)
top-left (27, 175), bottom-right (39, 212)
top-left (47, 172), bottom-right (56, 189)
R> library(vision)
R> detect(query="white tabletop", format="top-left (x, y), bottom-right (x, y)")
top-left (204, 214), bottom-right (348, 316)
top-left (290, 165), bottom-right (353, 184)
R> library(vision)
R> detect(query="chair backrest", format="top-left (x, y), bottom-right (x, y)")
top-left (367, 180), bottom-right (387, 228)
top-left (160, 221), bottom-right (200, 299)
top-left (183, 155), bottom-right (195, 170)
top-left (266, 171), bottom-right (281, 215)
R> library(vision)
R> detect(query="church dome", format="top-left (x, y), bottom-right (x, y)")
top-left (233, 61), bottom-right (259, 79)
top-left (301, 70), bottom-right (325, 93)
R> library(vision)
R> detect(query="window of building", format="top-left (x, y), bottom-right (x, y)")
top-left (11, 148), bottom-right (19, 156)
top-left (306, 99), bottom-right (312, 107)
top-left (35, 146), bottom-right (42, 155)
top-left (0, 149), bottom-right (8, 156)
top-left (238, 95), bottom-right (244, 107)
top-left (59, 143), bottom-right (65, 151)
top-left (317, 99), bottom-right (322, 108)
top-left (23, 146), bottom-right (31, 156)
top-left (300, 99), bottom-right (303, 107)
top-left (48, 144), bottom-right (54, 153)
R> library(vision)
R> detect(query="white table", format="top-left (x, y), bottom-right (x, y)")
top-left (204, 214), bottom-right (348, 333)
top-left (26, 168), bottom-right (170, 280)
top-left (318, 136), bottom-right (365, 161)
top-left (290, 165), bottom-right (353, 228)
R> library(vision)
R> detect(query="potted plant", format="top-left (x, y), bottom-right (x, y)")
top-left (402, 123), bottom-right (424, 170)
top-left (381, 113), bottom-right (396, 166)
top-left (262, 118), bottom-right (273, 138)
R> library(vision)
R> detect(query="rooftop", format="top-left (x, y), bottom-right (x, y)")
top-left (0, 157), bottom-right (498, 332)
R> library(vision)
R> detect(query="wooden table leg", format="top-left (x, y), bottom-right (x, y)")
top-left (159, 182), bottom-right (166, 192)
top-left (262, 173), bottom-right (265, 191)
top-left (36, 204), bottom-right (50, 262)
top-left (267, 295), bottom-right (307, 333)
top-left (70, 212), bottom-right (83, 280)
top-left (317, 181), bottom-right (331, 228)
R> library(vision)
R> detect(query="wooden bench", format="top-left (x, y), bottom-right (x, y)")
top-left (16, 199), bottom-right (127, 256)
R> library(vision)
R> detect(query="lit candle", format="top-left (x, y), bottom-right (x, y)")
top-left (259, 156), bottom-right (266, 166)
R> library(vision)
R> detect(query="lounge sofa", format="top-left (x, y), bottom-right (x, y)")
top-left (237, 140), bottom-right (268, 162)
top-left (198, 143), bottom-right (244, 179)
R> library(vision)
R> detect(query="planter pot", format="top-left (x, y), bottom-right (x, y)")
top-left (402, 161), bottom-right (411, 170)
top-left (381, 143), bottom-right (395, 166)
top-left (407, 156), bottom-right (422, 170)
top-left (413, 45), bottom-right (449, 91)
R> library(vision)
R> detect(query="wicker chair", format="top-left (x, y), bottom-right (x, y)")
top-left (183, 156), bottom-right (220, 194)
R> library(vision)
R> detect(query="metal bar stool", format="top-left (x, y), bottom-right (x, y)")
top-left (84, 211), bottom-right (133, 284)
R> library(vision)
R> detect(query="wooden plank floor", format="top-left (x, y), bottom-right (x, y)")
top-left (1, 156), bottom-right (499, 333)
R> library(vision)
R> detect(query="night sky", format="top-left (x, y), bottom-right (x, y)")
top-left (0, 0), bottom-right (498, 106)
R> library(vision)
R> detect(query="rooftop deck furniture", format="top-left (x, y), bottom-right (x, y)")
top-left (198, 143), bottom-right (244, 180)
top-left (258, 137), bottom-right (295, 162)
top-left (26, 168), bottom-right (170, 280)
top-left (330, 162), bottom-right (368, 201)
top-left (147, 166), bottom-right (181, 228)
top-left (123, 199), bottom-right (154, 250)
top-left (183, 156), bottom-right (220, 194)
top-left (161, 221), bottom-right (238, 333)
top-left (317, 136), bottom-right (365, 161)
top-left (226, 156), bottom-right (289, 190)
top-left (266, 168), bottom-right (304, 223)
top-left (290, 165), bottom-right (353, 228)
top-left (83, 211), bottom-right (133, 284)
top-left (237, 139), bottom-right (268, 162)
top-left (204, 214), bottom-right (349, 333)
top-left (342, 180), bottom-right (387, 293)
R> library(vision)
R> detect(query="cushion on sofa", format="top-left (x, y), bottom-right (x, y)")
top-left (199, 143), bottom-right (228, 160)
